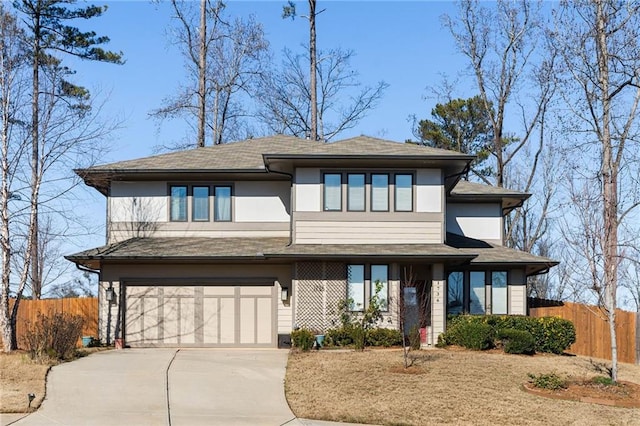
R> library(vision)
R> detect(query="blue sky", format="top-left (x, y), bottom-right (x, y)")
top-left (49, 0), bottom-right (477, 289)
top-left (69, 1), bottom-right (467, 163)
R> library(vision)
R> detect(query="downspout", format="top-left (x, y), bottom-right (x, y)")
top-left (264, 162), bottom-right (294, 247)
top-left (74, 262), bottom-right (99, 277)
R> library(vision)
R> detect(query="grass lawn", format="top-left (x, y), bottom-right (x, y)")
top-left (0, 348), bottom-right (109, 413)
top-left (285, 348), bottom-right (640, 426)
top-left (0, 352), bottom-right (50, 413)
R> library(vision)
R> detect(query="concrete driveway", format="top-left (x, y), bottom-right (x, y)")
top-left (6, 348), bottom-right (301, 426)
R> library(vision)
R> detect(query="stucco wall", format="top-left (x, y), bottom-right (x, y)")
top-left (108, 180), bottom-right (290, 243)
top-left (446, 202), bottom-right (503, 244)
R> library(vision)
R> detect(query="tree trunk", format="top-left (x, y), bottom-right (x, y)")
top-left (197, 0), bottom-right (206, 148)
top-left (29, 10), bottom-right (41, 301)
top-left (595, 0), bottom-right (618, 381)
top-left (0, 53), bottom-right (12, 352)
top-left (308, 0), bottom-right (318, 141)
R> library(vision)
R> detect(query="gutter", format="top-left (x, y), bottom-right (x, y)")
top-left (74, 262), bottom-right (100, 276)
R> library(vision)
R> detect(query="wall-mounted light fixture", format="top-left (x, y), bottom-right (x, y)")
top-left (281, 287), bottom-right (289, 301)
top-left (105, 286), bottom-right (115, 303)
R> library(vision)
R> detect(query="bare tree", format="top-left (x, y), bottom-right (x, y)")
top-left (13, 0), bottom-right (122, 300)
top-left (552, 0), bottom-right (640, 382)
top-left (442, 0), bottom-right (557, 259)
top-left (259, 47), bottom-right (388, 141)
top-left (0, 5), bottom-right (30, 352)
top-left (153, 0), bottom-right (269, 148)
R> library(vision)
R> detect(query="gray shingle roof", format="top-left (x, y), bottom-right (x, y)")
top-left (265, 136), bottom-right (472, 158)
top-left (451, 180), bottom-right (529, 199)
top-left (86, 135), bottom-right (319, 172)
top-left (446, 232), bottom-right (557, 274)
top-left (82, 135), bottom-right (472, 173)
top-left (66, 237), bottom-right (291, 260)
top-left (67, 234), bottom-right (557, 276)
top-left (269, 243), bottom-right (473, 259)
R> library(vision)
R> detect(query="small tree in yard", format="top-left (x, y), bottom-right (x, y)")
top-left (338, 280), bottom-right (385, 351)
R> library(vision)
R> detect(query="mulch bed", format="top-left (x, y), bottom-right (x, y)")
top-left (523, 379), bottom-right (640, 408)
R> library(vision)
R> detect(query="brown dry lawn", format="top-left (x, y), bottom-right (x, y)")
top-left (285, 348), bottom-right (640, 426)
top-left (0, 352), bottom-right (50, 413)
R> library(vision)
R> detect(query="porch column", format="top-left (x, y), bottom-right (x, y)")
top-left (431, 263), bottom-right (446, 344)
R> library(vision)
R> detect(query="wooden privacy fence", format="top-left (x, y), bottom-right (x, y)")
top-left (529, 299), bottom-right (639, 364)
top-left (1, 297), bottom-right (98, 348)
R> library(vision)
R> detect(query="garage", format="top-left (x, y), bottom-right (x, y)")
top-left (124, 282), bottom-right (275, 347)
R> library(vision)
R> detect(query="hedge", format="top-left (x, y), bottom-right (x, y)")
top-left (440, 314), bottom-right (575, 354)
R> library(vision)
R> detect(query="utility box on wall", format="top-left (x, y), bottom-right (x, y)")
top-left (278, 333), bottom-right (291, 348)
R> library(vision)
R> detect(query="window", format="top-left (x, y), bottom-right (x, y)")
top-left (324, 173), bottom-right (342, 211)
top-left (371, 264), bottom-right (389, 311)
top-left (469, 271), bottom-right (486, 314)
top-left (491, 271), bottom-right (508, 314)
top-left (170, 185), bottom-right (187, 221)
top-left (347, 173), bottom-right (365, 211)
top-left (192, 186), bottom-right (210, 221)
top-left (371, 174), bottom-right (389, 211)
top-left (214, 186), bottom-right (231, 221)
top-left (347, 264), bottom-right (365, 311)
top-left (447, 271), bottom-right (464, 315)
top-left (395, 174), bottom-right (413, 211)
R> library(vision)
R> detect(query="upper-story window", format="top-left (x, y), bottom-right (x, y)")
top-left (371, 173), bottom-right (389, 211)
top-left (322, 171), bottom-right (413, 212)
top-left (214, 186), bottom-right (232, 221)
top-left (395, 174), bottom-right (413, 211)
top-left (323, 173), bottom-right (342, 211)
top-left (192, 186), bottom-right (210, 221)
top-left (170, 185), bottom-right (188, 221)
top-left (347, 173), bottom-right (365, 211)
top-left (169, 184), bottom-right (232, 222)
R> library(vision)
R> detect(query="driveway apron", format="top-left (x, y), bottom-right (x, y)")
top-left (168, 349), bottom-right (295, 425)
top-left (10, 349), bottom-right (296, 426)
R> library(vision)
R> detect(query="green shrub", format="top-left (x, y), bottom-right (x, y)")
top-left (444, 314), bottom-right (575, 354)
top-left (527, 372), bottom-right (567, 390)
top-left (352, 325), bottom-right (366, 351)
top-left (497, 328), bottom-right (535, 355)
top-left (22, 311), bottom-right (84, 362)
top-left (291, 328), bottom-right (315, 351)
top-left (366, 328), bottom-right (403, 347)
top-left (443, 321), bottom-right (493, 350)
top-left (591, 376), bottom-right (617, 386)
top-left (325, 326), bottom-right (354, 347)
top-left (535, 316), bottom-right (576, 354)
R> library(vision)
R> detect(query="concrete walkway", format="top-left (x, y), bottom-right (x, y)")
top-left (1, 349), bottom-right (371, 426)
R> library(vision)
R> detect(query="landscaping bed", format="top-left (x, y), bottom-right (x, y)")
top-left (285, 348), bottom-right (640, 426)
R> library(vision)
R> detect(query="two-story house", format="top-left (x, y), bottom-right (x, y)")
top-left (66, 135), bottom-right (557, 348)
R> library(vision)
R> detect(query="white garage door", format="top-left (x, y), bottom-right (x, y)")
top-left (124, 284), bottom-right (275, 347)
